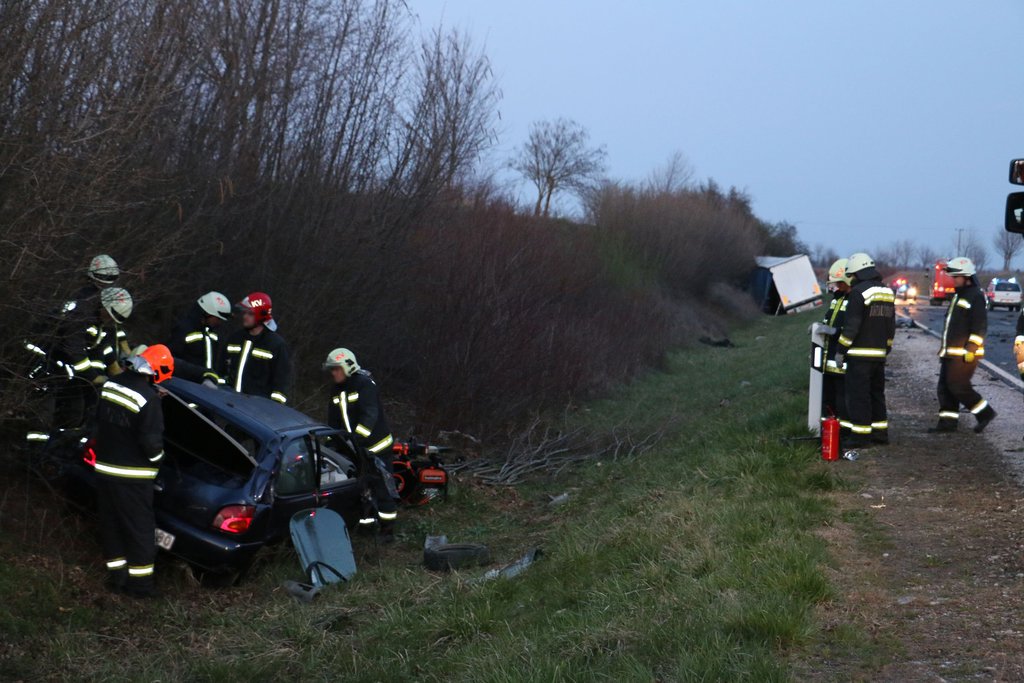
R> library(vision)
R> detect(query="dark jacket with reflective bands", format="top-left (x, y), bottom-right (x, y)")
top-left (326, 370), bottom-right (393, 454)
top-left (218, 327), bottom-right (292, 403)
top-left (940, 283), bottom-right (987, 359)
top-left (837, 275), bottom-right (895, 361)
top-left (94, 372), bottom-right (165, 480)
top-left (822, 292), bottom-right (848, 375)
top-left (168, 304), bottom-right (221, 383)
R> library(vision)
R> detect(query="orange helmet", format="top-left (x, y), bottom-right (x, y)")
top-left (138, 344), bottom-right (174, 384)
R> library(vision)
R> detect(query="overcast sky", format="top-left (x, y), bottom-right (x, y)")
top-left (414, 0), bottom-right (1024, 260)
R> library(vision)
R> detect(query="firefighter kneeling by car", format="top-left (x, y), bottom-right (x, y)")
top-left (93, 344), bottom-right (173, 598)
top-left (323, 347), bottom-right (399, 537)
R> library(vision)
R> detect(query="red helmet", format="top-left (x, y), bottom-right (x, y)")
top-left (138, 344), bottom-right (174, 384)
top-left (238, 292), bottom-right (273, 326)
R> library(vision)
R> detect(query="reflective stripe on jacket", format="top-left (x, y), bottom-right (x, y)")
top-left (94, 372), bottom-right (165, 480)
top-left (326, 370), bottom-right (393, 454)
top-left (823, 294), bottom-right (848, 374)
top-left (837, 277), bottom-right (896, 361)
top-left (940, 284), bottom-right (987, 359)
top-left (218, 327), bottom-right (292, 402)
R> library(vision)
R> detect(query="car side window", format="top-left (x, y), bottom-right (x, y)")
top-left (276, 438), bottom-right (315, 496)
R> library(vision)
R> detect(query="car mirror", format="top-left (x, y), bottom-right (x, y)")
top-left (1006, 192), bottom-right (1024, 234)
top-left (1011, 159), bottom-right (1024, 185)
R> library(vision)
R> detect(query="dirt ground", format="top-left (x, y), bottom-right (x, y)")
top-left (798, 326), bottom-right (1024, 681)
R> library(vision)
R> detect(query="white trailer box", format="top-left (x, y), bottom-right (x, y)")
top-left (751, 255), bottom-right (823, 315)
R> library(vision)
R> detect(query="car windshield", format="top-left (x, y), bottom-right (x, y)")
top-left (995, 282), bottom-right (1020, 292)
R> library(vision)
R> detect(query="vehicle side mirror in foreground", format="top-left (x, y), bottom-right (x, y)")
top-left (1006, 192), bottom-right (1024, 234)
top-left (1011, 159), bottom-right (1024, 185)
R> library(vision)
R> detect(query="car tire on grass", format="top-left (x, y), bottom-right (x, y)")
top-left (424, 543), bottom-right (490, 571)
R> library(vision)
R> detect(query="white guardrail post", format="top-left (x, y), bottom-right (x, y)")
top-left (807, 322), bottom-right (831, 435)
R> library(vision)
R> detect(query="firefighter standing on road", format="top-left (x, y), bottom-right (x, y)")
top-left (167, 291), bottom-right (232, 385)
top-left (932, 257), bottom-right (997, 433)
top-left (218, 292), bottom-right (291, 403)
top-left (835, 253), bottom-right (896, 448)
top-left (323, 347), bottom-right (398, 533)
top-left (822, 259), bottom-right (852, 435)
top-left (93, 344), bottom-right (173, 599)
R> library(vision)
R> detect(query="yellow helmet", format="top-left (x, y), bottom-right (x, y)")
top-left (827, 258), bottom-right (852, 285)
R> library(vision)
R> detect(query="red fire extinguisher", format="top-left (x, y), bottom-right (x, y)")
top-left (821, 415), bottom-right (840, 461)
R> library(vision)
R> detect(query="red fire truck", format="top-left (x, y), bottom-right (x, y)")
top-left (928, 259), bottom-right (957, 306)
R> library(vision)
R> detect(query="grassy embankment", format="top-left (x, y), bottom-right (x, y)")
top-left (1, 312), bottom-right (848, 681)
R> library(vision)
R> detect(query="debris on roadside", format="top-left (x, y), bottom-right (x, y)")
top-left (469, 548), bottom-right (543, 584)
top-left (699, 336), bottom-right (735, 348)
top-left (423, 535), bottom-right (490, 571)
top-left (548, 492), bottom-right (570, 507)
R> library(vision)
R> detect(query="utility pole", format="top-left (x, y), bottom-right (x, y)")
top-left (955, 227), bottom-right (965, 254)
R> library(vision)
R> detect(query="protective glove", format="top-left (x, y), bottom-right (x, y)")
top-left (834, 352), bottom-right (845, 368)
top-left (92, 374), bottom-right (109, 386)
top-left (963, 351), bottom-right (976, 364)
top-left (202, 379), bottom-right (218, 390)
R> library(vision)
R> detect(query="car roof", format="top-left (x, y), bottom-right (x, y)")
top-left (164, 378), bottom-right (323, 439)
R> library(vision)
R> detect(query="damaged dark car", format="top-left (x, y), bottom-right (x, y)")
top-left (45, 378), bottom-right (364, 579)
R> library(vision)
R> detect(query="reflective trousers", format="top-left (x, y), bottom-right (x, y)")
top-left (822, 373), bottom-right (847, 429)
top-left (937, 358), bottom-right (986, 425)
top-left (844, 358), bottom-right (887, 439)
top-left (96, 475), bottom-right (156, 589)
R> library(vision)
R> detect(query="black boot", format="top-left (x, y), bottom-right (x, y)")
top-left (927, 421), bottom-right (957, 434)
top-left (974, 406), bottom-right (997, 434)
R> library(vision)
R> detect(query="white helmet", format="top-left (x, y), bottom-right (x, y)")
top-left (323, 347), bottom-right (360, 375)
top-left (827, 258), bottom-right (852, 285)
top-left (846, 252), bottom-right (875, 276)
top-left (100, 287), bottom-right (133, 323)
top-left (945, 256), bottom-right (976, 277)
top-left (88, 254), bottom-right (120, 285)
top-left (197, 291), bottom-right (232, 320)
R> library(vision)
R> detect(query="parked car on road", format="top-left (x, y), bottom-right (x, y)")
top-left (986, 278), bottom-right (1022, 310)
top-left (43, 379), bottom-right (364, 580)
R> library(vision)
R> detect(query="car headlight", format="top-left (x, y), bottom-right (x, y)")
top-left (906, 287), bottom-right (918, 297)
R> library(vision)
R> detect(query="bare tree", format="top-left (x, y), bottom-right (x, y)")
top-left (993, 226), bottom-right (1023, 272)
top-left (811, 243), bottom-right (839, 268)
top-left (958, 229), bottom-right (989, 273)
top-left (644, 150), bottom-right (694, 194)
top-left (916, 244), bottom-right (938, 269)
top-left (510, 118), bottom-right (607, 217)
top-left (888, 239), bottom-right (916, 268)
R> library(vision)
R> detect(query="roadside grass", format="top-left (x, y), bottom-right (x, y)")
top-left (1, 312), bottom-right (849, 681)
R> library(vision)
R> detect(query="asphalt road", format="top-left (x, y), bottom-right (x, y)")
top-left (903, 298), bottom-right (1021, 373)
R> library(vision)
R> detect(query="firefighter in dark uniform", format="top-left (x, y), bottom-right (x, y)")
top-left (64, 254), bottom-right (121, 318)
top-left (323, 347), bottom-right (399, 532)
top-left (822, 258), bottom-right (852, 435)
top-left (24, 288), bottom-right (134, 445)
top-left (93, 344), bottom-right (173, 598)
top-left (217, 292), bottom-right (292, 403)
top-left (932, 257), bottom-right (997, 433)
top-left (167, 291), bottom-right (232, 385)
top-left (835, 252), bottom-right (896, 448)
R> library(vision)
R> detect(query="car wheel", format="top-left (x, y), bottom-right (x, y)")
top-left (424, 542), bottom-right (490, 571)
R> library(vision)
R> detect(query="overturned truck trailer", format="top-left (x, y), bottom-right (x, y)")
top-left (750, 255), bottom-right (823, 315)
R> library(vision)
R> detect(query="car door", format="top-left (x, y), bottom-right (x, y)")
top-left (270, 431), bottom-right (361, 529)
